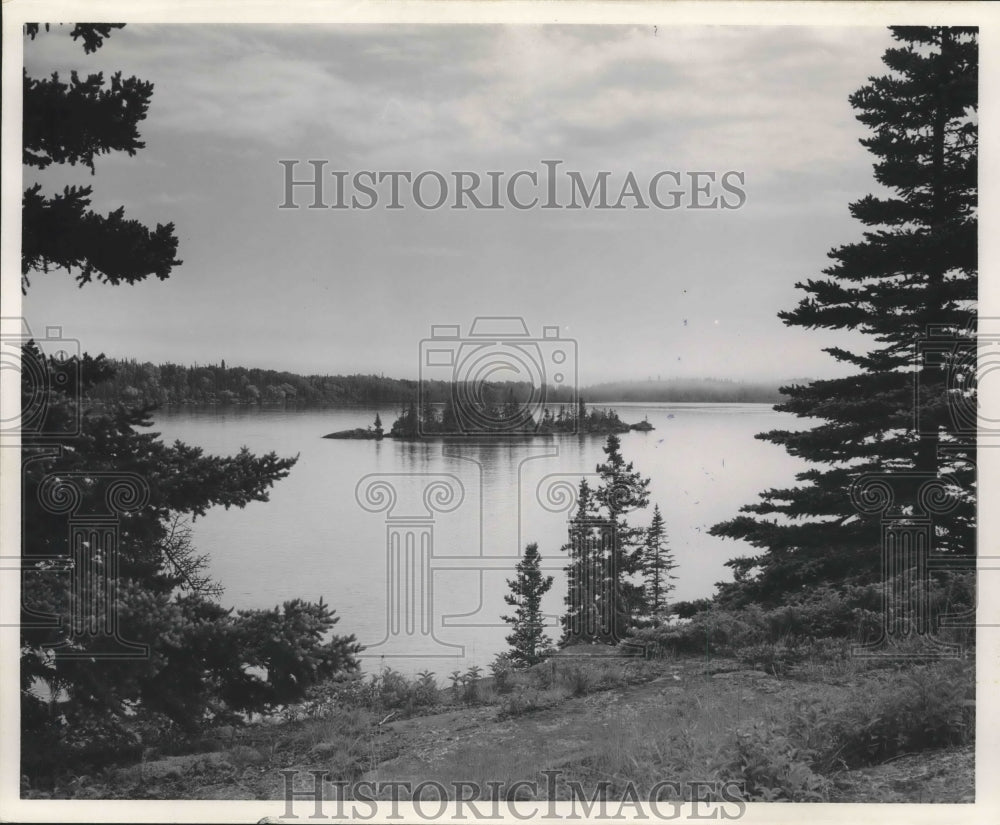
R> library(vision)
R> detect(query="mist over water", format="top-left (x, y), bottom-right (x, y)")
top-left (150, 403), bottom-right (812, 676)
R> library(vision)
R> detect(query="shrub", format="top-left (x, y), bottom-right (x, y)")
top-left (827, 660), bottom-right (974, 768)
top-left (25, 706), bottom-right (143, 776)
top-left (368, 667), bottom-right (413, 712)
top-left (720, 721), bottom-right (829, 802)
top-left (227, 744), bottom-right (266, 768)
top-left (489, 653), bottom-right (514, 694)
top-left (498, 687), bottom-right (541, 718)
top-left (627, 578), bottom-right (972, 659)
top-left (629, 605), bottom-right (768, 656)
top-left (737, 640), bottom-right (799, 675)
top-left (671, 598), bottom-right (713, 618)
top-left (761, 586), bottom-right (877, 641)
top-left (305, 675), bottom-right (370, 716)
top-left (413, 671), bottom-right (439, 707)
top-left (528, 659), bottom-right (561, 689)
top-left (497, 685), bottom-right (568, 719)
top-left (411, 670), bottom-right (438, 707)
top-left (303, 668), bottom-right (443, 718)
top-left (560, 665), bottom-right (592, 697)
top-left (462, 666), bottom-right (483, 704)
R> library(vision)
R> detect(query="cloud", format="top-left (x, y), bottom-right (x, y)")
top-left (23, 24), bottom-right (891, 179)
top-left (451, 25), bottom-right (893, 174)
top-left (20, 23), bottom-right (895, 384)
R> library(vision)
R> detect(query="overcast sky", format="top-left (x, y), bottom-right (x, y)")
top-left (21, 24), bottom-right (895, 384)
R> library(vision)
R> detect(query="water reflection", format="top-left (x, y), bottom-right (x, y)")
top-left (151, 403), bottom-right (810, 675)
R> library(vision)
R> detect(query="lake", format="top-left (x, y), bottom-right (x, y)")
top-left (149, 403), bottom-right (811, 677)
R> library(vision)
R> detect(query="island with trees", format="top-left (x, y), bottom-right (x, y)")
top-left (18, 22), bottom-right (979, 806)
top-left (323, 395), bottom-right (654, 439)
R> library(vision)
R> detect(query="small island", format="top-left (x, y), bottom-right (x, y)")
top-left (323, 400), bottom-right (653, 440)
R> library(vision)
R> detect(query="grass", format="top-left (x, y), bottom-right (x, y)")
top-left (364, 652), bottom-right (974, 803)
top-left (26, 641), bottom-right (975, 803)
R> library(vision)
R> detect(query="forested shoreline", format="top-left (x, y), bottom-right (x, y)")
top-left (17, 21), bottom-right (980, 806)
top-left (84, 358), bottom-right (790, 407)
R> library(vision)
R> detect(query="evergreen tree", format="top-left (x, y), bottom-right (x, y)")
top-left (502, 386), bottom-right (520, 422)
top-left (643, 505), bottom-right (677, 615)
top-left (18, 27), bottom-right (360, 773)
top-left (502, 543), bottom-right (554, 667)
top-left (373, 412), bottom-right (383, 438)
top-left (710, 27), bottom-right (978, 606)
top-left (390, 399), bottom-right (419, 438)
top-left (20, 350), bottom-right (361, 774)
top-left (420, 391), bottom-right (438, 432)
top-left (593, 434), bottom-right (651, 630)
top-left (22, 24), bottom-right (181, 292)
top-left (441, 387), bottom-right (460, 433)
top-left (559, 478), bottom-right (606, 643)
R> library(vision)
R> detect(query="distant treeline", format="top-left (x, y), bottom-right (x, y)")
top-left (583, 378), bottom-right (795, 404)
top-left (84, 359), bottom-right (794, 407)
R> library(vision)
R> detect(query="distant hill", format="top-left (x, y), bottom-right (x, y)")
top-left (84, 358), bottom-right (807, 407)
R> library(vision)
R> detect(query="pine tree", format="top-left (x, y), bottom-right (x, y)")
top-left (441, 387), bottom-right (460, 433)
top-left (21, 24), bottom-right (181, 292)
top-left (373, 412), bottom-right (383, 438)
top-left (710, 27), bottom-right (977, 606)
top-left (502, 386), bottom-right (520, 423)
top-left (502, 543), bottom-right (554, 667)
top-left (559, 478), bottom-right (606, 643)
top-left (643, 505), bottom-right (677, 615)
top-left (421, 392), bottom-right (438, 432)
top-left (390, 399), bottom-right (419, 438)
top-left (593, 434), bottom-right (651, 631)
top-left (20, 351), bottom-right (361, 774)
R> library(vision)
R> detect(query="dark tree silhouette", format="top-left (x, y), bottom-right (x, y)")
top-left (594, 434), bottom-right (651, 628)
top-left (18, 25), bottom-right (361, 782)
top-left (21, 23), bottom-right (181, 291)
top-left (643, 505), bottom-right (677, 614)
top-left (560, 478), bottom-right (604, 643)
top-left (711, 27), bottom-right (978, 605)
top-left (20, 349), bottom-right (361, 776)
top-left (502, 543), bottom-right (554, 667)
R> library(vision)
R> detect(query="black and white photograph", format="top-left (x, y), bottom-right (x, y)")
top-left (1, 1), bottom-right (996, 821)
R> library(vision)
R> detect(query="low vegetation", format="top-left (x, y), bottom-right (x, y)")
top-left (23, 633), bottom-right (975, 803)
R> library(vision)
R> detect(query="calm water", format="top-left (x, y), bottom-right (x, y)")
top-left (149, 403), bottom-right (810, 676)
